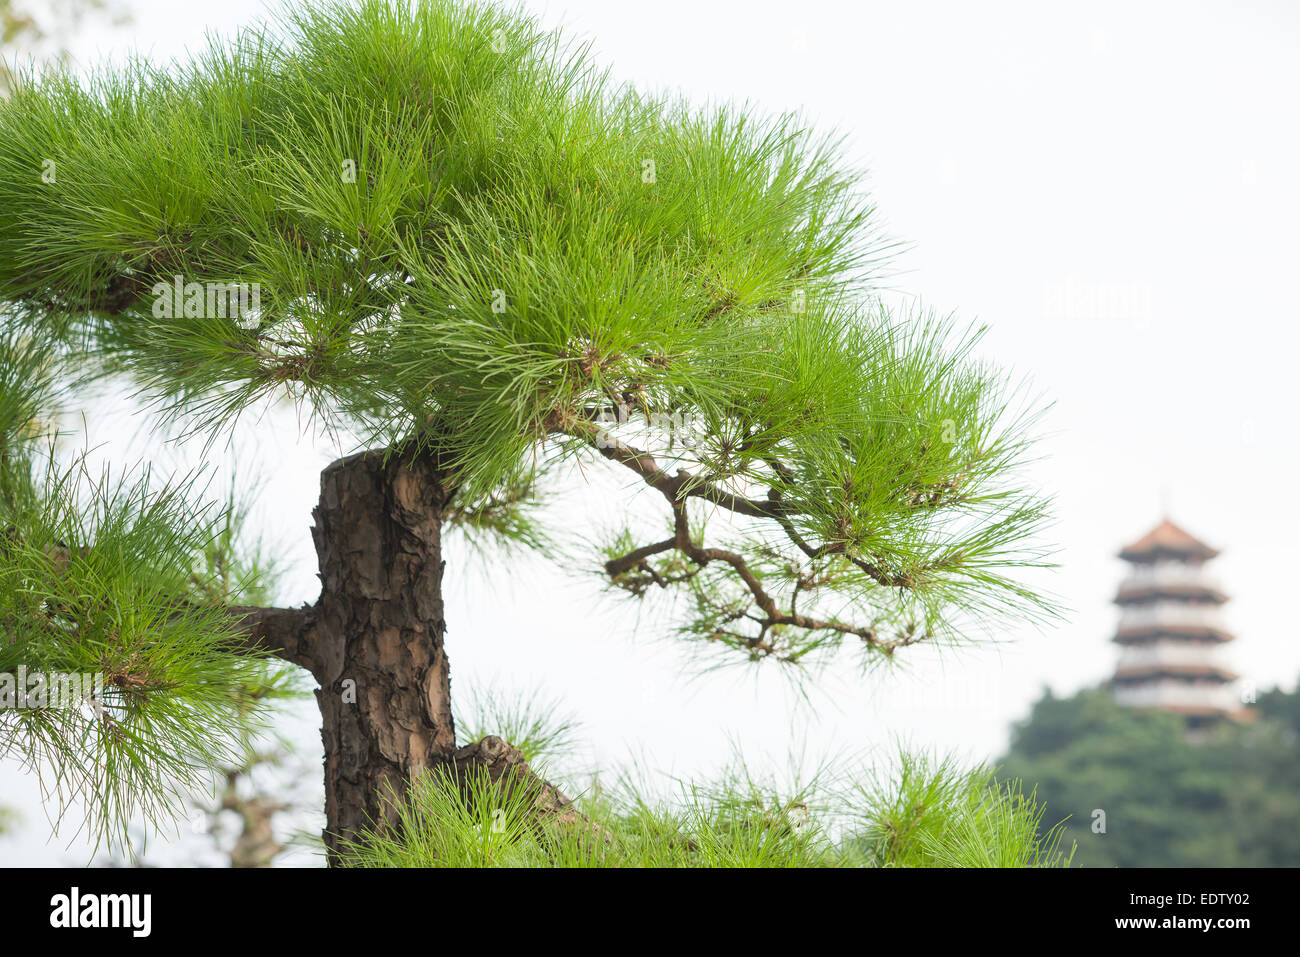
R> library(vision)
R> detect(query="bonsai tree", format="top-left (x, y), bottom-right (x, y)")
top-left (0, 0), bottom-right (1049, 864)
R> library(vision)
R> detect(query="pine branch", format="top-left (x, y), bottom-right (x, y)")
top-left (225, 605), bottom-right (318, 671)
top-left (578, 417), bottom-right (948, 661)
top-left (559, 414), bottom-right (777, 520)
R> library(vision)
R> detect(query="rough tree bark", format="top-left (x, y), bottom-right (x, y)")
top-left (307, 446), bottom-right (458, 862)
top-left (232, 445), bottom-right (589, 865)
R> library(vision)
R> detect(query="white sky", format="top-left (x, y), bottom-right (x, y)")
top-left (3, 0), bottom-right (1298, 865)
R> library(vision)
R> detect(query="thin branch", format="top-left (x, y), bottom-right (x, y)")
top-left (560, 416), bottom-right (777, 520)
top-left (563, 411), bottom-right (938, 658)
top-left (603, 537), bottom-right (675, 577)
top-left (666, 502), bottom-right (906, 650)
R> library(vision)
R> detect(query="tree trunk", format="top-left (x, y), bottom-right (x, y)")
top-left (308, 447), bottom-right (458, 864)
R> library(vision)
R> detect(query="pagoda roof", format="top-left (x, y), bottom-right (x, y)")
top-left (1113, 624), bottom-right (1235, 644)
top-left (1113, 663), bottom-right (1239, 682)
top-left (1114, 583), bottom-right (1228, 605)
top-left (1119, 519), bottom-right (1220, 562)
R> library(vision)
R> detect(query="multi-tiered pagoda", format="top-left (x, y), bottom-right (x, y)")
top-left (1110, 519), bottom-right (1243, 728)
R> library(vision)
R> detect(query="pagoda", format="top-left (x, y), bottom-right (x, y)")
top-left (1109, 519), bottom-right (1243, 728)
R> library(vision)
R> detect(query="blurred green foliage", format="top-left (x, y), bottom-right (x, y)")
top-left (997, 683), bottom-right (1300, 867)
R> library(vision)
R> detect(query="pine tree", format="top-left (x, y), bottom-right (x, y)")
top-left (0, 0), bottom-right (1052, 865)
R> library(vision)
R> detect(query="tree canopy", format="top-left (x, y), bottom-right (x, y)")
top-left (0, 0), bottom-right (1054, 857)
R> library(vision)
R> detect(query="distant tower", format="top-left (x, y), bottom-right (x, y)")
top-left (1110, 519), bottom-right (1244, 729)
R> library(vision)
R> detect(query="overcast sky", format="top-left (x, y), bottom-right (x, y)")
top-left (4, 0), bottom-right (1298, 865)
